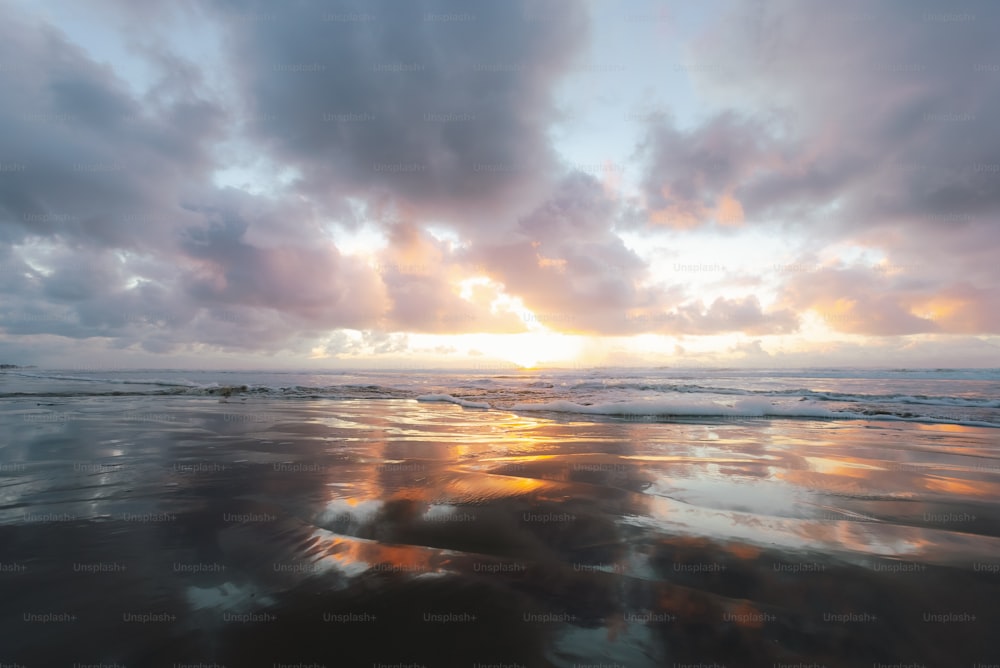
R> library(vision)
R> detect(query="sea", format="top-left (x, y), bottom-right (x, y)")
top-left (1, 367), bottom-right (998, 666)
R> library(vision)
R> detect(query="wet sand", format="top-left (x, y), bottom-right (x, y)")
top-left (1, 397), bottom-right (999, 666)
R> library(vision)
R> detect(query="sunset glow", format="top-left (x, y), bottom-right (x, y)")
top-left (0, 0), bottom-right (997, 370)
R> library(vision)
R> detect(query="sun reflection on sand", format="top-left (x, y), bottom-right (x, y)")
top-left (3, 395), bottom-right (1000, 666)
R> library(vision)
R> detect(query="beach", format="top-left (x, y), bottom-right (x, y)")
top-left (1, 369), bottom-right (999, 666)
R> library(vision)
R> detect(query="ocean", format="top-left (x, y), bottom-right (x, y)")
top-left (1, 367), bottom-right (999, 666)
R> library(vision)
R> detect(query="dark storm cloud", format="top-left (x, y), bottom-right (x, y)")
top-left (0, 13), bottom-right (225, 249)
top-left (212, 0), bottom-right (587, 223)
top-left (638, 0), bottom-right (1000, 235)
top-left (0, 9), bottom-right (302, 352)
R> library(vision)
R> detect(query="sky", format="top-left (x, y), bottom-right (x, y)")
top-left (0, 0), bottom-right (998, 369)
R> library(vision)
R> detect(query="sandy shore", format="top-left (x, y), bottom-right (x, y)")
top-left (1, 397), bottom-right (998, 666)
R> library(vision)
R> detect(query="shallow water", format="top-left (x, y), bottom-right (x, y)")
top-left (5, 366), bottom-right (1000, 426)
top-left (1, 396), bottom-right (999, 666)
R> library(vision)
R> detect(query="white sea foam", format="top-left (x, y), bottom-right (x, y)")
top-left (416, 394), bottom-right (491, 409)
top-left (505, 397), bottom-right (1000, 427)
top-left (3, 370), bottom-right (209, 388)
top-left (3, 367), bottom-right (996, 426)
top-left (509, 397), bottom-right (845, 418)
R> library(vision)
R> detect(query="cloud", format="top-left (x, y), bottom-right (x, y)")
top-left (629, 0), bottom-right (1000, 337)
top-left (374, 220), bottom-right (529, 334)
top-left (465, 171), bottom-right (668, 334)
top-left (0, 1), bottom-right (588, 354)
top-left (0, 12), bottom-right (226, 249)
top-left (778, 265), bottom-right (1000, 335)
top-left (213, 0), bottom-right (587, 223)
top-left (729, 339), bottom-right (771, 360)
top-left (636, 112), bottom-right (773, 229)
top-left (179, 214), bottom-right (387, 327)
top-left (651, 296), bottom-right (798, 337)
top-left (465, 171), bottom-right (797, 336)
top-left (1, 0), bottom-right (997, 365)
top-left (637, 1), bottom-right (1000, 237)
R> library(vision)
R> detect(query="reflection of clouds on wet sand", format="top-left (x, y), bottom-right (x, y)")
top-left (0, 398), bottom-right (998, 665)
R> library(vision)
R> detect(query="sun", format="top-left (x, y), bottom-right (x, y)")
top-left (485, 331), bottom-right (582, 369)
top-left (508, 352), bottom-right (540, 369)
